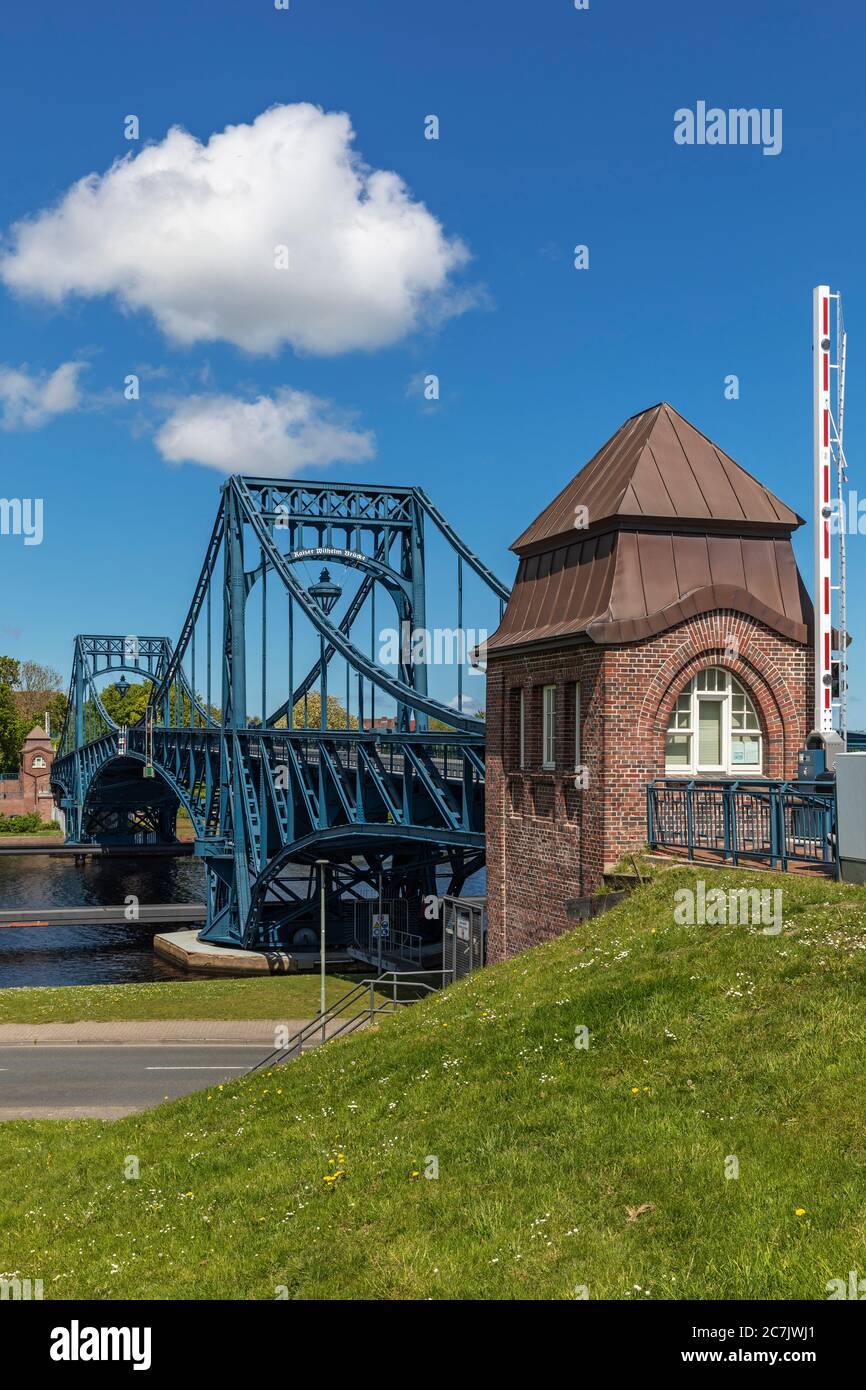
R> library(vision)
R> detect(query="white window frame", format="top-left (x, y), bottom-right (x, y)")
top-left (574, 682), bottom-right (581, 770)
top-left (695, 692), bottom-right (725, 773)
top-left (664, 668), bottom-right (762, 776)
top-left (542, 684), bottom-right (556, 770)
top-left (32, 755), bottom-right (46, 769)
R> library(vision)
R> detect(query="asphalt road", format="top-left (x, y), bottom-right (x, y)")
top-left (0, 1044), bottom-right (274, 1119)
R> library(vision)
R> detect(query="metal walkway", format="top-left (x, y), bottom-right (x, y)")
top-left (0, 842), bottom-right (195, 858)
top-left (0, 904), bottom-right (206, 928)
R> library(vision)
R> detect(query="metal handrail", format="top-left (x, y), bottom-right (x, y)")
top-left (646, 777), bottom-right (837, 873)
top-left (247, 969), bottom-right (452, 1074)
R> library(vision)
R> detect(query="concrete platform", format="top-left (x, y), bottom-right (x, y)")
top-left (153, 928), bottom-right (354, 975)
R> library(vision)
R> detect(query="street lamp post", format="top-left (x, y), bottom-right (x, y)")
top-left (316, 858), bottom-right (328, 1042)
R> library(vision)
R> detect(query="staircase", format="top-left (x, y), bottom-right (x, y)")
top-left (247, 969), bottom-right (448, 1074)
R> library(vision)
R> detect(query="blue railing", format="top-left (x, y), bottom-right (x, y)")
top-left (647, 779), bottom-right (837, 874)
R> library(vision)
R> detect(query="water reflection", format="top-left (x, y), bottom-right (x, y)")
top-left (0, 853), bottom-right (485, 990)
top-left (0, 855), bottom-right (205, 988)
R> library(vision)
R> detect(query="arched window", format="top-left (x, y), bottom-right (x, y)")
top-left (665, 667), bottom-right (762, 775)
top-left (32, 755), bottom-right (46, 769)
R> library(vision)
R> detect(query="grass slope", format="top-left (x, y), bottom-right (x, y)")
top-left (0, 974), bottom-right (375, 1025)
top-left (2, 865), bottom-right (866, 1301)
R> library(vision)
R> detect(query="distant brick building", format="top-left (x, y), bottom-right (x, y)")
top-left (484, 403), bottom-right (813, 961)
top-left (0, 725), bottom-right (56, 823)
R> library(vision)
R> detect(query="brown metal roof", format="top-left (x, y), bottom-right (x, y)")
top-left (512, 402), bottom-right (804, 557)
top-left (487, 404), bottom-right (812, 653)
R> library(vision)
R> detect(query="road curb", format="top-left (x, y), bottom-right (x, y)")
top-left (0, 1019), bottom-right (310, 1045)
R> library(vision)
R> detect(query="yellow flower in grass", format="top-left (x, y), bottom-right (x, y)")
top-left (324, 1149), bottom-right (346, 1184)
top-left (795, 1208), bottom-right (806, 1217)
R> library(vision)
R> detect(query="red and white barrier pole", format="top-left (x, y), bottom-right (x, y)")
top-left (813, 285), bottom-right (834, 733)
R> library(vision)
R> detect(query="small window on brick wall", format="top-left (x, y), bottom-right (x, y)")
top-left (572, 682), bottom-right (581, 769)
top-left (542, 684), bottom-right (556, 769)
top-left (508, 688), bottom-right (526, 770)
top-left (519, 688), bottom-right (525, 769)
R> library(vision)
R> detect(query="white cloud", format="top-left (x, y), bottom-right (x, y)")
top-left (446, 693), bottom-right (484, 714)
top-left (0, 103), bottom-right (471, 355)
top-left (0, 360), bottom-right (85, 429)
top-left (154, 388), bottom-right (375, 477)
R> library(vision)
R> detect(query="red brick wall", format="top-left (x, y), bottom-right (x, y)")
top-left (485, 642), bottom-right (605, 961)
top-left (0, 781), bottom-right (46, 818)
top-left (0, 743), bottom-right (56, 823)
top-left (485, 610), bottom-right (812, 961)
top-left (603, 610), bottom-right (811, 856)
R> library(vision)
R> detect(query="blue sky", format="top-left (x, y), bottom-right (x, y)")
top-left (0, 0), bottom-right (864, 716)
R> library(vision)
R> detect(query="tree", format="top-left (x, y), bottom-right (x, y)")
top-left (46, 690), bottom-right (68, 740)
top-left (289, 692), bottom-right (358, 730)
top-left (0, 681), bottom-right (25, 773)
top-left (12, 660), bottom-right (64, 726)
top-left (428, 716), bottom-right (456, 733)
top-left (16, 660), bottom-right (62, 692)
top-left (99, 680), bottom-right (151, 727)
top-left (0, 656), bottom-right (19, 688)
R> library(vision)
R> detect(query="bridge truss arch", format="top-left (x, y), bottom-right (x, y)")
top-left (51, 476), bottom-right (509, 951)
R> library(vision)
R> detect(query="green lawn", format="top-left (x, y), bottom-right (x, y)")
top-left (2, 865), bottom-right (866, 1300)
top-left (0, 973), bottom-right (377, 1024)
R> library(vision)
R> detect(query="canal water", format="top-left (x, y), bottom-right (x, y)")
top-left (0, 853), bottom-right (487, 990)
top-left (0, 854), bottom-right (206, 989)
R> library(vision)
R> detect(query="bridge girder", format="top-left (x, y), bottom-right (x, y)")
top-left (51, 476), bottom-right (507, 949)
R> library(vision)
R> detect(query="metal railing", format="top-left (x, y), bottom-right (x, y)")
top-left (355, 922), bottom-right (424, 966)
top-left (647, 778), bottom-right (838, 873)
top-left (247, 969), bottom-right (451, 1074)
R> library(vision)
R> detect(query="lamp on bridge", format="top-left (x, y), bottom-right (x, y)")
top-left (308, 568), bottom-right (342, 615)
top-left (308, 569), bottom-right (343, 732)
top-left (114, 675), bottom-right (131, 701)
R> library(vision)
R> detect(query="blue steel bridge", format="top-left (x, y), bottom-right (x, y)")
top-left (50, 477), bottom-right (509, 951)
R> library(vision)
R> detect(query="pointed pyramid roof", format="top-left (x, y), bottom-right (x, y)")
top-left (24, 724), bottom-right (49, 741)
top-left (487, 402), bottom-right (812, 652)
top-left (512, 403), bottom-right (803, 556)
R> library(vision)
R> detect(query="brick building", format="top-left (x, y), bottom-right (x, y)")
top-left (484, 403), bottom-right (814, 961)
top-left (0, 724), bottom-right (56, 823)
